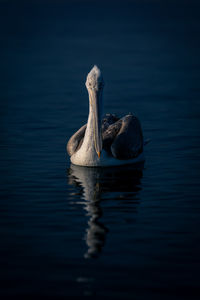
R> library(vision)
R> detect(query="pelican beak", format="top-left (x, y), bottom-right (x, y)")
top-left (90, 90), bottom-right (102, 158)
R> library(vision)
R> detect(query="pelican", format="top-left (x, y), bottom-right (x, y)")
top-left (67, 65), bottom-right (145, 167)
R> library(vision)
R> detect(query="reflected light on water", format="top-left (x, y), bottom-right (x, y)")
top-left (68, 163), bottom-right (143, 258)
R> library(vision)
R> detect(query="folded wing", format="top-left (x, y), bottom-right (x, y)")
top-left (103, 114), bottom-right (143, 160)
top-left (67, 114), bottom-right (143, 160)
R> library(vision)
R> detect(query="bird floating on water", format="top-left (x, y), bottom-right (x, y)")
top-left (67, 65), bottom-right (145, 167)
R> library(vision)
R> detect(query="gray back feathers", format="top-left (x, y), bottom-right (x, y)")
top-left (67, 114), bottom-right (143, 160)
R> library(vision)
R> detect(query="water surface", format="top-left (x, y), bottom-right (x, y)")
top-left (0, 1), bottom-right (200, 299)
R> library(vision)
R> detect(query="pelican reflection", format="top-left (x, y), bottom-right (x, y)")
top-left (68, 163), bottom-right (143, 258)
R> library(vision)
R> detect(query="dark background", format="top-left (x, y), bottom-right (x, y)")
top-left (0, 0), bottom-right (200, 299)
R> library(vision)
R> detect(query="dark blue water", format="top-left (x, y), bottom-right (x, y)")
top-left (1, 1), bottom-right (200, 299)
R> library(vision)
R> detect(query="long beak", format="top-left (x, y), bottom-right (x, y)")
top-left (90, 90), bottom-right (102, 158)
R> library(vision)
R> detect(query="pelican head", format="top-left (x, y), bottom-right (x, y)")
top-left (85, 66), bottom-right (104, 158)
top-left (86, 65), bottom-right (104, 92)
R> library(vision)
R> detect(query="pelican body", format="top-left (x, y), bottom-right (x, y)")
top-left (67, 66), bottom-right (144, 167)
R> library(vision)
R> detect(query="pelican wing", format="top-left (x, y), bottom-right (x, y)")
top-left (103, 114), bottom-right (143, 160)
top-left (102, 118), bottom-right (122, 155)
top-left (101, 113), bottom-right (120, 131)
top-left (67, 124), bottom-right (87, 156)
top-left (67, 114), bottom-right (143, 160)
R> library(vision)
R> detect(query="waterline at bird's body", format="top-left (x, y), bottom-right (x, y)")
top-left (71, 148), bottom-right (145, 167)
